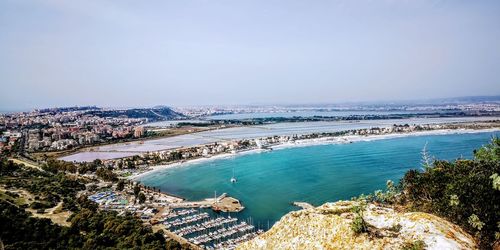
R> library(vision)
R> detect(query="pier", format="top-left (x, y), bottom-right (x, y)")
top-left (172, 193), bottom-right (245, 213)
top-left (155, 208), bottom-right (263, 249)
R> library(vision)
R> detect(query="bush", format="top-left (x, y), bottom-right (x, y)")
top-left (351, 214), bottom-right (368, 234)
top-left (350, 204), bottom-right (368, 234)
top-left (30, 201), bottom-right (52, 209)
top-left (402, 240), bottom-right (426, 250)
top-left (401, 138), bottom-right (500, 248)
top-left (95, 167), bottom-right (118, 182)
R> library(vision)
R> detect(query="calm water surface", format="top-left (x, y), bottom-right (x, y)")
top-left (139, 131), bottom-right (499, 226)
top-left (61, 117), bottom-right (500, 161)
top-left (206, 110), bottom-right (424, 120)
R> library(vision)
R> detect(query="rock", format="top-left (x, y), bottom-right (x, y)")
top-left (237, 201), bottom-right (476, 250)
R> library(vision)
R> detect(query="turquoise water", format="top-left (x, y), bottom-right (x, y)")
top-left (139, 131), bottom-right (499, 226)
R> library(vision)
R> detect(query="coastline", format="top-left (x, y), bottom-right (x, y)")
top-left (59, 117), bottom-right (500, 162)
top-left (130, 127), bottom-right (500, 180)
top-left (55, 126), bottom-right (219, 160)
top-left (130, 148), bottom-right (268, 180)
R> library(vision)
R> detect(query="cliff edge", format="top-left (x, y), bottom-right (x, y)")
top-left (237, 201), bottom-right (476, 250)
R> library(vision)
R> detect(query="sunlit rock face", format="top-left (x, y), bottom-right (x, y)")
top-left (237, 201), bottom-right (476, 250)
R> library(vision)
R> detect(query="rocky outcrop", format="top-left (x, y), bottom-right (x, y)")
top-left (238, 201), bottom-right (476, 250)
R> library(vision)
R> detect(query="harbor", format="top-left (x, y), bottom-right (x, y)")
top-left (156, 208), bottom-right (263, 249)
top-left (86, 182), bottom-right (255, 249)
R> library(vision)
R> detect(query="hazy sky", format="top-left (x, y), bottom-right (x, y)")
top-left (1, 0), bottom-right (500, 109)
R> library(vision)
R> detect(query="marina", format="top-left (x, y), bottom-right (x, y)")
top-left (157, 208), bottom-right (263, 249)
top-left (85, 188), bottom-right (254, 249)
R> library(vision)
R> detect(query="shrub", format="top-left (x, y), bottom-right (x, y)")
top-left (401, 138), bottom-right (500, 248)
top-left (351, 214), bottom-right (368, 234)
top-left (350, 203), bottom-right (368, 234)
top-left (402, 240), bottom-right (426, 250)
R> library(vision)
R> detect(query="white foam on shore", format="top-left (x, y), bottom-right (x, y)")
top-left (271, 128), bottom-right (500, 151)
top-left (130, 148), bottom-right (268, 180)
top-left (130, 128), bottom-right (499, 180)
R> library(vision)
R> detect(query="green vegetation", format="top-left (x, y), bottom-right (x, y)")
top-left (68, 203), bottom-right (169, 249)
top-left (0, 158), bottom-right (188, 249)
top-left (1, 199), bottom-right (85, 249)
top-left (401, 240), bottom-right (426, 250)
top-left (0, 198), bottom-right (186, 249)
top-left (1, 159), bottom-right (86, 209)
top-left (138, 192), bottom-right (147, 204)
top-left (351, 214), bottom-right (368, 235)
top-left (205, 112), bottom-right (471, 125)
top-left (134, 184), bottom-right (141, 197)
top-left (351, 138), bottom-right (500, 248)
top-left (85, 107), bottom-right (184, 121)
top-left (350, 203), bottom-right (368, 235)
top-left (116, 179), bottom-right (125, 191)
top-left (95, 167), bottom-right (118, 182)
top-left (400, 138), bottom-right (500, 248)
top-left (354, 180), bottom-right (399, 204)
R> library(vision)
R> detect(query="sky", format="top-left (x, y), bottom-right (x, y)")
top-left (1, 0), bottom-right (500, 110)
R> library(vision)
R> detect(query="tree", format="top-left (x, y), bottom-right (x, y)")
top-left (133, 185), bottom-right (140, 197)
top-left (116, 180), bottom-right (125, 191)
top-left (138, 192), bottom-right (146, 204)
top-left (95, 167), bottom-right (117, 182)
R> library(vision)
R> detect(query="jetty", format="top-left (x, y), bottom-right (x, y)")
top-left (171, 193), bottom-right (245, 213)
top-left (155, 208), bottom-right (263, 249)
top-left (212, 195), bottom-right (245, 213)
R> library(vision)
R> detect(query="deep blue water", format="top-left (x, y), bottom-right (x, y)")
top-left (139, 131), bottom-right (499, 227)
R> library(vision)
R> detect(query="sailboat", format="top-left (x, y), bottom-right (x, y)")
top-left (230, 167), bottom-right (237, 183)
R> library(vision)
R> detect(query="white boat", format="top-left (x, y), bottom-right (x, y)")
top-left (230, 168), bottom-right (237, 183)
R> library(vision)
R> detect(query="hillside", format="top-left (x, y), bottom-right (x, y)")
top-left (238, 201), bottom-right (476, 250)
top-left (84, 107), bottom-right (184, 121)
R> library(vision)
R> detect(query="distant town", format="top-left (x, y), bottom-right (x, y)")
top-left (2, 96), bottom-right (500, 155)
top-left (2, 97), bottom-right (500, 249)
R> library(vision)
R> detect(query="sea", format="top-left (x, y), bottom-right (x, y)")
top-left (138, 131), bottom-right (499, 228)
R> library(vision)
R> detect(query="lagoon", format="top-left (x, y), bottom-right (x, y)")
top-left (60, 117), bottom-right (500, 162)
top-left (206, 110), bottom-right (429, 120)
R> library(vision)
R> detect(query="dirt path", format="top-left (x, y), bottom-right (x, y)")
top-left (8, 158), bottom-right (44, 172)
top-left (0, 186), bottom-right (71, 227)
top-left (28, 201), bottom-right (72, 227)
top-left (46, 201), bottom-right (63, 214)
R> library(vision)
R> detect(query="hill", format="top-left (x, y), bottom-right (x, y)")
top-left (238, 201), bottom-right (476, 249)
top-left (84, 107), bottom-right (184, 121)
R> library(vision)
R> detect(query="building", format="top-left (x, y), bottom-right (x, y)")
top-left (134, 126), bottom-right (145, 138)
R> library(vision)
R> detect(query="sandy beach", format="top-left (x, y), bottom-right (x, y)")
top-left (130, 148), bottom-right (268, 180)
top-left (130, 127), bottom-right (500, 180)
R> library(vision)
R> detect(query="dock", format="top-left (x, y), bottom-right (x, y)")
top-left (155, 208), bottom-right (263, 249)
top-left (172, 193), bottom-right (245, 213)
top-left (212, 195), bottom-right (245, 212)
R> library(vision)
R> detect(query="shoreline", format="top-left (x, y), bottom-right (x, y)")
top-left (59, 117), bottom-right (500, 162)
top-left (54, 126), bottom-right (219, 159)
top-left (130, 148), bottom-right (267, 180)
top-left (130, 127), bottom-right (500, 180)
